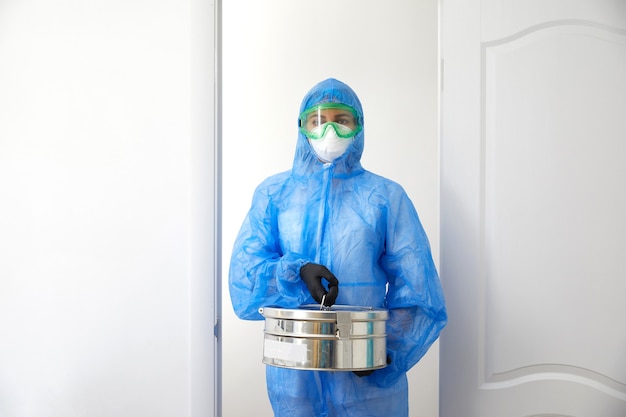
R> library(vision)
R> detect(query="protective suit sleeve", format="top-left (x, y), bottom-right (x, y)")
top-left (372, 191), bottom-right (447, 388)
top-left (229, 179), bottom-right (311, 320)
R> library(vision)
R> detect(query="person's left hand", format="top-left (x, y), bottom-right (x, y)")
top-left (352, 354), bottom-right (392, 377)
top-left (352, 369), bottom-right (375, 377)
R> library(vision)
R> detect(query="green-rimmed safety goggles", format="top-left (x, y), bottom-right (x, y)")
top-left (299, 103), bottom-right (362, 140)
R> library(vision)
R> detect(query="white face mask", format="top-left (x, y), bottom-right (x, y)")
top-left (308, 123), bottom-right (354, 162)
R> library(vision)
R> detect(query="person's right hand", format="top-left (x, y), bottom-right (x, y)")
top-left (299, 263), bottom-right (339, 306)
top-left (353, 355), bottom-right (392, 377)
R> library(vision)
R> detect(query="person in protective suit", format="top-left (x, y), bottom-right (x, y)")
top-left (228, 78), bottom-right (447, 417)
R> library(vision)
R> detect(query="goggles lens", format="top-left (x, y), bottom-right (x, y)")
top-left (299, 103), bottom-right (362, 139)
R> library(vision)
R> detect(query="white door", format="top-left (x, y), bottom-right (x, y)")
top-left (440, 0), bottom-right (626, 416)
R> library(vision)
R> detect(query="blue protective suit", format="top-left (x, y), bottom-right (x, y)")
top-left (229, 78), bottom-right (447, 417)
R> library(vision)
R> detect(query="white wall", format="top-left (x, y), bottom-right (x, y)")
top-left (221, 1), bottom-right (441, 416)
top-left (0, 1), bottom-right (216, 416)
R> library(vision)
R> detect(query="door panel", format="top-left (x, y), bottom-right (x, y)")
top-left (440, 1), bottom-right (626, 416)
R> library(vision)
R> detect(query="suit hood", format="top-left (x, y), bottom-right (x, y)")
top-left (292, 78), bottom-right (365, 177)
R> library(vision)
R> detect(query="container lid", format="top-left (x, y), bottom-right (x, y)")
top-left (259, 304), bottom-right (389, 321)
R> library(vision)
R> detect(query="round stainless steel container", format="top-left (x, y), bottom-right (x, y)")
top-left (259, 305), bottom-right (389, 371)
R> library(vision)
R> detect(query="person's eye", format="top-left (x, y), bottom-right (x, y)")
top-left (310, 118), bottom-right (325, 127)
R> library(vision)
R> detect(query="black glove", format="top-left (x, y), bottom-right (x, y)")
top-left (300, 263), bottom-right (339, 306)
top-left (353, 354), bottom-right (392, 377)
top-left (352, 369), bottom-right (375, 377)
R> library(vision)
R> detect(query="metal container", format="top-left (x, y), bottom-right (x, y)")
top-left (259, 305), bottom-right (389, 371)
